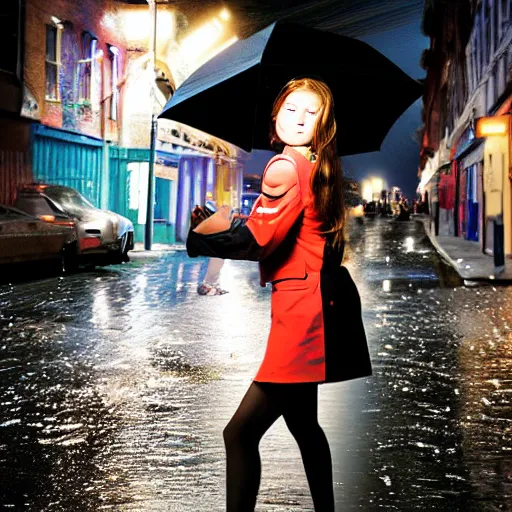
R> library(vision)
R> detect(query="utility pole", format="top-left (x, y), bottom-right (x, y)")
top-left (144, 0), bottom-right (158, 250)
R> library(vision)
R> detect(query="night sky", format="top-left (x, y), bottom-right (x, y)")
top-left (224, 0), bottom-right (428, 199)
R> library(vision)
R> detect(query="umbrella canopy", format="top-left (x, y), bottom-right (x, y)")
top-left (159, 21), bottom-right (423, 156)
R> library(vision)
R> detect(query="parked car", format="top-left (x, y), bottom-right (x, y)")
top-left (15, 184), bottom-right (134, 266)
top-left (0, 205), bottom-right (77, 271)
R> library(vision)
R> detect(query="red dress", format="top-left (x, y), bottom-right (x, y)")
top-left (186, 146), bottom-right (371, 385)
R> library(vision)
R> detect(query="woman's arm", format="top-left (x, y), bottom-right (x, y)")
top-left (186, 155), bottom-right (304, 261)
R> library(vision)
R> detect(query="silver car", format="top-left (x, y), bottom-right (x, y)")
top-left (16, 184), bottom-right (134, 266)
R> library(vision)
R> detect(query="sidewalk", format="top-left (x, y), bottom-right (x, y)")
top-left (129, 241), bottom-right (187, 260)
top-left (419, 216), bottom-right (512, 283)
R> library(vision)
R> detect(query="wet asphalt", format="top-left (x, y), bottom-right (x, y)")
top-left (0, 217), bottom-right (511, 511)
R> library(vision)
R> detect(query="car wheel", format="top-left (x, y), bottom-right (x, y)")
top-left (119, 233), bottom-right (131, 263)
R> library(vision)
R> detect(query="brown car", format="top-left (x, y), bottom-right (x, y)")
top-left (0, 205), bottom-right (77, 271)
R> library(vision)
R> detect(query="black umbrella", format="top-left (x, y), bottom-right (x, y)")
top-left (159, 21), bottom-right (423, 156)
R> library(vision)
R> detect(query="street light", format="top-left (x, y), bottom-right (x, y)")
top-left (145, 0), bottom-right (158, 250)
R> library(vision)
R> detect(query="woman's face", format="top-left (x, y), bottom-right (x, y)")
top-left (275, 89), bottom-right (322, 147)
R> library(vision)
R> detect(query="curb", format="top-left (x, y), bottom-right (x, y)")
top-left (418, 218), bottom-right (512, 284)
top-left (129, 244), bottom-right (187, 260)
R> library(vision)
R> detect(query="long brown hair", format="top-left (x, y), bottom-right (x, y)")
top-left (269, 78), bottom-right (345, 248)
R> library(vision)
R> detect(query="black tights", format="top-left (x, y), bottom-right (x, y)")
top-left (222, 381), bottom-right (335, 512)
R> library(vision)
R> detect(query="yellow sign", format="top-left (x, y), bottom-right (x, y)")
top-left (475, 115), bottom-right (509, 137)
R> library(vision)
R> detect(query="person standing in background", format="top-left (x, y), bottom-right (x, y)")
top-left (197, 192), bottom-right (229, 295)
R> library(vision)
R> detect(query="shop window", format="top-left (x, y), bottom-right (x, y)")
top-left (45, 23), bottom-right (61, 100)
top-left (78, 32), bottom-right (97, 103)
top-left (127, 162), bottom-right (149, 224)
top-left (108, 45), bottom-right (119, 120)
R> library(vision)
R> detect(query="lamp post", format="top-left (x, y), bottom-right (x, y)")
top-left (145, 0), bottom-right (158, 250)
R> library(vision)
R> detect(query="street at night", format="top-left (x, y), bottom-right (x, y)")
top-left (1, 218), bottom-right (511, 511)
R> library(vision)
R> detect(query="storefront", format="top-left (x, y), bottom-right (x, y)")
top-left (480, 115), bottom-right (511, 257)
top-left (452, 124), bottom-right (484, 244)
top-left (437, 162), bottom-right (455, 236)
top-left (31, 124), bottom-right (104, 206)
top-left (459, 155), bottom-right (483, 243)
top-left (109, 145), bottom-right (180, 245)
top-left (157, 120), bottom-right (244, 243)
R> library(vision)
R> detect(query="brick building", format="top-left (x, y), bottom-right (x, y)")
top-left (1, 0), bottom-right (244, 245)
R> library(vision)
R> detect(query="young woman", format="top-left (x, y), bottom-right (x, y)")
top-left (187, 77), bottom-right (372, 511)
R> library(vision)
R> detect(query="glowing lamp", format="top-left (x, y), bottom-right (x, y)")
top-left (219, 8), bottom-right (231, 21)
top-left (475, 115), bottom-right (509, 138)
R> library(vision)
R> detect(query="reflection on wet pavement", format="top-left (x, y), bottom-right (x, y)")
top-left (0, 218), bottom-right (511, 511)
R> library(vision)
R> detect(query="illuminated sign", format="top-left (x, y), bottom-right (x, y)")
top-left (475, 115), bottom-right (510, 138)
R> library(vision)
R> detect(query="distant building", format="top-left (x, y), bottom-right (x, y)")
top-left (360, 177), bottom-right (386, 203)
top-left (419, 0), bottom-right (512, 257)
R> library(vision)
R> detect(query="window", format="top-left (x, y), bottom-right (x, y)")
top-left (45, 23), bottom-right (61, 100)
top-left (466, 43), bottom-right (474, 93)
top-left (493, 0), bottom-right (500, 51)
top-left (109, 45), bottom-right (119, 120)
top-left (472, 42), bottom-right (478, 89)
top-left (484, 1), bottom-right (491, 65)
top-left (78, 32), bottom-right (97, 102)
top-left (475, 10), bottom-right (482, 82)
top-left (507, 48), bottom-right (512, 84)
top-left (503, 0), bottom-right (511, 36)
top-left (0, 0), bottom-right (21, 74)
top-left (498, 55), bottom-right (506, 97)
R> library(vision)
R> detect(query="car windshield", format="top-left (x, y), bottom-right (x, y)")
top-left (45, 188), bottom-right (96, 216)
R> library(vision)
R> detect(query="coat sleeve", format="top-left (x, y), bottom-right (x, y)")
top-left (186, 154), bottom-right (304, 261)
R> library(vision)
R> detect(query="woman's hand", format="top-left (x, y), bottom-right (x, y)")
top-left (192, 205), bottom-right (231, 234)
top-left (190, 205), bottom-right (212, 230)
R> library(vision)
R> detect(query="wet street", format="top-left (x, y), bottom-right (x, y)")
top-left (1, 217), bottom-right (511, 511)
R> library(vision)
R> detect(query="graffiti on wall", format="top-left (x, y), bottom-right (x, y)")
top-left (41, 25), bottom-right (103, 138)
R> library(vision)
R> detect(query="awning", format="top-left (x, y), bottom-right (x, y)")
top-left (460, 142), bottom-right (484, 169)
